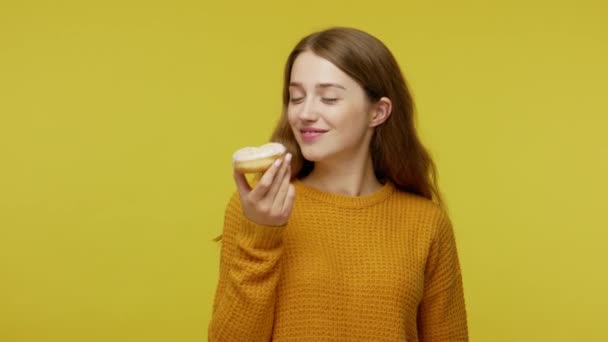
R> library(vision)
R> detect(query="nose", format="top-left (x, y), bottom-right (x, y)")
top-left (297, 99), bottom-right (319, 121)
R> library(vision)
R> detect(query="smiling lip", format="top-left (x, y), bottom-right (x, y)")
top-left (300, 128), bottom-right (327, 142)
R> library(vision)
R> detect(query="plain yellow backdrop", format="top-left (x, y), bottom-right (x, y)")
top-left (1, 0), bottom-right (607, 341)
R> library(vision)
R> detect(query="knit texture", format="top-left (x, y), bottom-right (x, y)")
top-left (208, 180), bottom-right (468, 341)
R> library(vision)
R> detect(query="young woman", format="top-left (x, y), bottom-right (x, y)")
top-left (209, 27), bottom-right (468, 341)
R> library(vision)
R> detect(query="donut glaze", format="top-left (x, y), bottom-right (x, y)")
top-left (232, 142), bottom-right (287, 173)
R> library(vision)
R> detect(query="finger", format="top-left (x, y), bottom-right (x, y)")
top-left (273, 163), bottom-right (291, 210)
top-left (267, 153), bottom-right (291, 200)
top-left (233, 170), bottom-right (252, 196)
top-left (281, 183), bottom-right (296, 216)
top-left (250, 156), bottom-right (283, 201)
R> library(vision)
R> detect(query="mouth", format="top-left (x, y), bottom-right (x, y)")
top-left (300, 129), bottom-right (328, 142)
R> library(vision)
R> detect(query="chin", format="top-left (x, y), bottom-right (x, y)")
top-left (299, 148), bottom-right (320, 162)
top-left (299, 145), bottom-right (333, 163)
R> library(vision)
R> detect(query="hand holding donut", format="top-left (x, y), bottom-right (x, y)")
top-left (232, 143), bottom-right (296, 227)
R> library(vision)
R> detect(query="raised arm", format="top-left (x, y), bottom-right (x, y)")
top-left (208, 192), bottom-right (286, 341)
top-left (209, 153), bottom-right (295, 341)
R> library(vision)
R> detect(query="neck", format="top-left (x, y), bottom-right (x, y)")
top-left (301, 152), bottom-right (383, 197)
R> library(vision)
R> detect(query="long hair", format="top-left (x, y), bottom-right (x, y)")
top-left (272, 27), bottom-right (446, 208)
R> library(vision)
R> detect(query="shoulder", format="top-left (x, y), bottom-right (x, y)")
top-left (389, 189), bottom-right (451, 237)
top-left (390, 189), bottom-right (445, 219)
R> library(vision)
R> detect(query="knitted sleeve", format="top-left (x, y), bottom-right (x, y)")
top-left (208, 191), bottom-right (286, 341)
top-left (417, 210), bottom-right (469, 341)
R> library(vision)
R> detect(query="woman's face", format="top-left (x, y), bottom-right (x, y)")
top-left (287, 51), bottom-right (373, 164)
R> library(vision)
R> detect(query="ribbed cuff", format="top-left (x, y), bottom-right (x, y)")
top-left (239, 218), bottom-right (286, 249)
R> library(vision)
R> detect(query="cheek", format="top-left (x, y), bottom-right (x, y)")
top-left (333, 106), bottom-right (369, 132)
top-left (286, 112), bottom-right (299, 135)
top-left (286, 110), bottom-right (297, 127)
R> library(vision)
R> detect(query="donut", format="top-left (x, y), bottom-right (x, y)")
top-left (232, 142), bottom-right (287, 174)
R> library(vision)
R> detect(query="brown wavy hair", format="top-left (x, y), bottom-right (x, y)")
top-left (272, 27), bottom-right (445, 208)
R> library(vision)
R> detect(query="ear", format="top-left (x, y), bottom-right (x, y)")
top-left (369, 97), bottom-right (392, 128)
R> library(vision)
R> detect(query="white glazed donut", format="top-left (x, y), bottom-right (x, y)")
top-left (232, 142), bottom-right (287, 174)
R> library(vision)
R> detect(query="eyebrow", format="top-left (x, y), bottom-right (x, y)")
top-left (289, 82), bottom-right (347, 90)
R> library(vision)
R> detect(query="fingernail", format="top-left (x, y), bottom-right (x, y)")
top-left (286, 153), bottom-right (292, 162)
top-left (274, 158), bottom-right (282, 167)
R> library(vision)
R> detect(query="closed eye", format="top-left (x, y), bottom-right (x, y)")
top-left (322, 98), bottom-right (339, 104)
top-left (290, 97), bottom-right (304, 104)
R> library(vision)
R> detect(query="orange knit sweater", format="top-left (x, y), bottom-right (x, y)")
top-left (208, 179), bottom-right (468, 341)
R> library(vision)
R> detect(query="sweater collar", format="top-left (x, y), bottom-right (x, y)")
top-left (293, 179), bottom-right (395, 208)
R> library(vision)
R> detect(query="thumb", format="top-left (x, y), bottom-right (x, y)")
top-left (233, 170), bottom-right (252, 196)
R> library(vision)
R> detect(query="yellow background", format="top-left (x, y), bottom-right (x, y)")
top-left (1, 0), bottom-right (607, 341)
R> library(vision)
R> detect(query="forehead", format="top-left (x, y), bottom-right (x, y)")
top-left (290, 51), bottom-right (354, 87)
